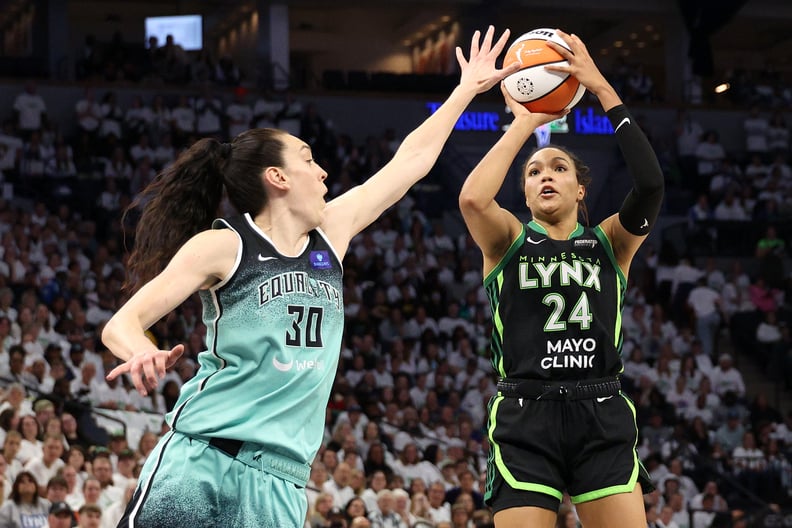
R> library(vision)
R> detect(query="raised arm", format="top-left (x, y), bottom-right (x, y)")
top-left (459, 84), bottom-right (565, 273)
top-left (547, 30), bottom-right (664, 272)
top-left (321, 26), bottom-right (520, 255)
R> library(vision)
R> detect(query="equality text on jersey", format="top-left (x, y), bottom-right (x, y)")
top-left (258, 271), bottom-right (342, 310)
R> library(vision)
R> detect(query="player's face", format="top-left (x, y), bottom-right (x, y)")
top-left (279, 134), bottom-right (328, 225)
top-left (523, 148), bottom-right (584, 221)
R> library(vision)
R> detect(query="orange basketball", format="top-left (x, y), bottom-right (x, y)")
top-left (502, 28), bottom-right (585, 114)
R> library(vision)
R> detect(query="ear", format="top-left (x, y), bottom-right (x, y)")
top-left (263, 166), bottom-right (289, 190)
top-left (577, 184), bottom-right (586, 202)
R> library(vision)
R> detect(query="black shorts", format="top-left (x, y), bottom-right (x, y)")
top-left (484, 392), bottom-right (654, 513)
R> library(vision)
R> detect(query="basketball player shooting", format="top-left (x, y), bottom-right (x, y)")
top-left (459, 29), bottom-right (664, 528)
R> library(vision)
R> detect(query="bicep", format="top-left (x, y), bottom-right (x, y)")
top-left (460, 202), bottom-right (522, 271)
top-left (118, 229), bottom-right (239, 330)
top-left (322, 183), bottom-right (386, 255)
top-left (600, 214), bottom-right (648, 277)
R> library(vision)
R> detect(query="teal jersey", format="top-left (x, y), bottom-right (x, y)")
top-left (484, 221), bottom-right (626, 381)
top-left (167, 213), bottom-right (344, 465)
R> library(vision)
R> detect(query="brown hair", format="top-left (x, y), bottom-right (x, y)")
top-left (123, 128), bottom-right (288, 293)
top-left (521, 144), bottom-right (592, 225)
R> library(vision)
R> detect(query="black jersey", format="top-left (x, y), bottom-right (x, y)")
top-left (484, 221), bottom-right (626, 381)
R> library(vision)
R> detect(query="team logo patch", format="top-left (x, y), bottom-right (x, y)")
top-left (574, 239), bottom-right (597, 248)
top-left (310, 250), bottom-right (332, 269)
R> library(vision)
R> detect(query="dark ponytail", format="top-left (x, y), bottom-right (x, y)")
top-left (123, 128), bottom-right (287, 293)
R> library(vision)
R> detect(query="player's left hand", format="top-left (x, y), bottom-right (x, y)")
top-left (544, 29), bottom-right (609, 94)
top-left (457, 26), bottom-right (522, 94)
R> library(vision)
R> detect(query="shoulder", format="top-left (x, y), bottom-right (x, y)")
top-left (180, 228), bottom-right (241, 260)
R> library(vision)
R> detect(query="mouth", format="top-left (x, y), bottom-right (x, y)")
top-left (539, 185), bottom-right (557, 197)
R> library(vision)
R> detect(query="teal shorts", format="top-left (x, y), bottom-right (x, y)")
top-left (117, 430), bottom-right (309, 527)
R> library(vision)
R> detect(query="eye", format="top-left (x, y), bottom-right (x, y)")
top-left (554, 165), bottom-right (567, 172)
top-left (528, 168), bottom-right (539, 177)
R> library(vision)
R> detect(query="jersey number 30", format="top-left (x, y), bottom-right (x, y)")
top-left (286, 305), bottom-right (324, 347)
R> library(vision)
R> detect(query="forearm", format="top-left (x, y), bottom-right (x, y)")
top-left (102, 313), bottom-right (159, 362)
top-left (391, 84), bottom-right (479, 178)
top-left (608, 104), bottom-right (665, 235)
top-left (460, 116), bottom-right (536, 207)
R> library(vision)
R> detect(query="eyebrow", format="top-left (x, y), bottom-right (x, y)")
top-left (527, 156), bottom-right (569, 167)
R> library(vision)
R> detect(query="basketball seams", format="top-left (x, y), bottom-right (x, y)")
top-left (524, 75), bottom-right (576, 107)
top-left (502, 27), bottom-right (584, 113)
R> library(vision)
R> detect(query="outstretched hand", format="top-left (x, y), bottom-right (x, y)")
top-left (456, 26), bottom-right (522, 94)
top-left (107, 344), bottom-right (185, 396)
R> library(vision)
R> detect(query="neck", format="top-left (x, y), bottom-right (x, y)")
top-left (252, 211), bottom-right (312, 257)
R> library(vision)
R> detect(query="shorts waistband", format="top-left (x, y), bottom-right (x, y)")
top-left (182, 432), bottom-right (310, 487)
top-left (497, 376), bottom-right (621, 401)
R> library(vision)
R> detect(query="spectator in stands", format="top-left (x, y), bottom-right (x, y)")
top-left (368, 489), bottom-right (405, 528)
top-left (756, 225), bottom-right (786, 290)
top-left (47, 501), bottom-right (74, 528)
top-left (323, 461), bottom-right (355, 510)
top-left (13, 83), bottom-right (47, 141)
top-left (345, 496), bottom-right (369, 526)
top-left (766, 111), bottom-right (789, 154)
top-left (674, 108), bottom-right (703, 183)
top-left (193, 85), bottom-right (224, 139)
top-left (75, 88), bottom-right (102, 137)
top-left (686, 276), bottom-right (723, 360)
top-left (77, 502), bottom-right (102, 528)
top-left (714, 409), bottom-right (746, 453)
top-left (2, 431), bottom-right (23, 484)
top-left (690, 481), bottom-right (728, 513)
top-left (100, 482), bottom-right (133, 528)
top-left (713, 191), bottom-right (748, 221)
top-left (160, 35), bottom-right (188, 83)
top-left (123, 96), bottom-right (153, 142)
top-left (147, 95), bottom-right (172, 145)
top-left (19, 131), bottom-right (47, 189)
top-left (23, 433), bottom-right (64, 496)
top-left (743, 106), bottom-right (769, 160)
top-left (16, 414), bottom-right (42, 466)
top-left (444, 468), bottom-right (483, 511)
top-left (275, 92), bottom-right (303, 136)
top-left (732, 431), bottom-right (769, 494)
top-left (709, 354), bottom-right (746, 399)
top-left (45, 475), bottom-right (68, 504)
top-left (214, 55), bottom-right (241, 86)
top-left (694, 130), bottom-right (726, 194)
top-left (90, 454), bottom-right (122, 510)
top-left (744, 153), bottom-right (769, 183)
top-left (308, 491), bottom-right (333, 528)
top-left (425, 480), bottom-right (451, 524)
top-left (0, 471), bottom-right (49, 525)
top-left (655, 504), bottom-right (679, 528)
top-left (170, 95), bottom-right (195, 148)
top-left (98, 91), bottom-right (124, 147)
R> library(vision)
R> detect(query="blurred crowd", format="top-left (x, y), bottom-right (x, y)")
top-left (0, 75), bottom-right (790, 528)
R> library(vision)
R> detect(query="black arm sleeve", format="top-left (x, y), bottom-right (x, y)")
top-left (607, 104), bottom-right (665, 235)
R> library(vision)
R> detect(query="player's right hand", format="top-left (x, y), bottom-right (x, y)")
top-left (107, 344), bottom-right (185, 396)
